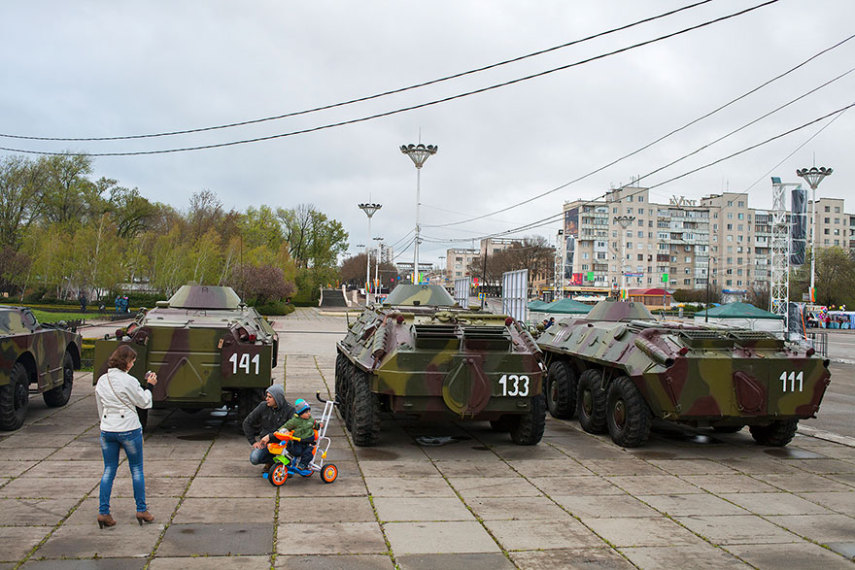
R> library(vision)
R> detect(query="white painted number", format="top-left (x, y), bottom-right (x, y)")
top-left (498, 374), bottom-right (530, 397)
top-left (229, 353), bottom-right (261, 375)
top-left (779, 371), bottom-right (804, 392)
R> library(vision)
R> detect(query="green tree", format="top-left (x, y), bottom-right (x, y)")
top-left (792, 247), bottom-right (855, 307)
top-left (0, 155), bottom-right (49, 249)
top-left (41, 154), bottom-right (102, 224)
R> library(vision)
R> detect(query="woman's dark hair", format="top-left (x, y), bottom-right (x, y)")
top-left (107, 345), bottom-right (137, 371)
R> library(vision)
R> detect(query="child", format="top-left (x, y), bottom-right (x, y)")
top-left (279, 398), bottom-right (318, 470)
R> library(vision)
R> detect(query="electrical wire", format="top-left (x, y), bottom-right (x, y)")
top-left (0, 1), bottom-right (716, 142)
top-left (0, 0), bottom-right (780, 157)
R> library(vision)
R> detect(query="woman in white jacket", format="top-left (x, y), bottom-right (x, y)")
top-left (94, 345), bottom-right (157, 528)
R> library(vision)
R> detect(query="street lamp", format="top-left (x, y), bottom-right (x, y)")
top-left (373, 236), bottom-right (383, 303)
top-left (796, 166), bottom-right (832, 302)
top-left (400, 143), bottom-right (438, 284)
top-left (614, 215), bottom-right (636, 297)
top-left (358, 203), bottom-right (382, 304)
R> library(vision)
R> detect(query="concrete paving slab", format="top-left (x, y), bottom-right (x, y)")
top-left (826, 472), bottom-right (855, 488)
top-left (675, 514), bottom-right (801, 545)
top-left (528, 475), bottom-right (623, 496)
top-left (275, 522), bottom-right (387, 555)
top-left (25, 461), bottom-right (107, 479)
top-left (0, 434), bottom-right (78, 450)
top-left (766, 513), bottom-right (855, 543)
top-left (638, 493), bottom-right (749, 517)
top-left (678, 474), bottom-right (780, 494)
top-left (138, 460), bottom-right (209, 478)
top-left (429, 458), bottom-right (514, 478)
top-left (0, 497), bottom-right (78, 526)
top-left (373, 497), bottom-right (473, 522)
top-left (173, 497), bottom-right (274, 524)
top-left (64, 497), bottom-right (180, 526)
top-left (716, 457), bottom-right (808, 475)
top-left (577, 459), bottom-right (667, 477)
top-left (606, 474), bottom-right (703, 495)
top-left (506, 457), bottom-right (593, 478)
top-left (157, 522), bottom-right (273, 557)
top-left (643, 458), bottom-right (739, 476)
top-left (722, 491), bottom-right (832, 516)
top-left (111, 476), bottom-right (189, 498)
top-left (22, 558), bottom-right (147, 569)
top-left (509, 547), bottom-right (634, 569)
top-left (0, 477), bottom-right (95, 499)
top-left (492, 442), bottom-right (569, 462)
top-left (51, 443), bottom-right (104, 462)
top-left (797, 491), bottom-right (855, 515)
top-left (826, 542), bottom-right (855, 561)
top-left (0, 460), bottom-right (35, 477)
top-left (357, 459), bottom-right (440, 479)
top-left (789, 458), bottom-right (855, 474)
top-left (274, 554), bottom-right (394, 569)
top-left (619, 544), bottom-right (750, 569)
top-left (0, 448), bottom-right (56, 461)
top-left (149, 556), bottom-right (270, 569)
top-left (753, 472), bottom-right (854, 493)
top-left (585, 516), bottom-right (707, 548)
top-left (448, 476), bottom-right (543, 499)
top-left (0, 526), bottom-right (51, 562)
top-left (467, 496), bottom-right (566, 521)
top-left (278, 496), bottom-right (376, 523)
top-left (365, 477), bottom-right (457, 498)
top-left (553, 493), bottom-right (658, 519)
top-left (271, 473), bottom-right (365, 497)
top-left (725, 542), bottom-right (855, 569)
top-left (185, 477), bottom-right (276, 498)
top-left (384, 521), bottom-right (499, 555)
top-left (34, 522), bottom-right (161, 559)
top-left (396, 552), bottom-right (513, 570)
top-left (485, 518), bottom-right (604, 550)
top-left (195, 459), bottom-right (268, 479)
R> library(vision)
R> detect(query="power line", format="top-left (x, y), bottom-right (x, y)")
top-left (0, 0), bottom-right (779, 157)
top-left (0, 1), bottom-right (716, 143)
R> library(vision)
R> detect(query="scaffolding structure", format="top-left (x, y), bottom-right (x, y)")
top-left (769, 177), bottom-right (800, 335)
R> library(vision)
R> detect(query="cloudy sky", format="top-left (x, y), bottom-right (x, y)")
top-left (2, 0), bottom-right (853, 266)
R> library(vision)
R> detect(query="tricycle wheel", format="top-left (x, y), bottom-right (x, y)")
top-left (321, 463), bottom-right (338, 484)
top-left (269, 463), bottom-right (288, 486)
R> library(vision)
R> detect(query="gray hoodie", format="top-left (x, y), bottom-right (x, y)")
top-left (242, 384), bottom-right (295, 444)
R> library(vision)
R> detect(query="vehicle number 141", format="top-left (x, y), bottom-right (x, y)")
top-left (229, 353), bottom-right (260, 375)
top-left (498, 374), bottom-right (530, 397)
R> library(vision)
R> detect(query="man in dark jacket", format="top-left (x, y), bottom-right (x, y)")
top-left (243, 384), bottom-right (294, 469)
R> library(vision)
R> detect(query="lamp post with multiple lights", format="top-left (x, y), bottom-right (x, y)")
top-left (614, 215), bottom-right (636, 296)
top-left (358, 203), bottom-right (382, 304)
top-left (795, 166), bottom-right (832, 302)
top-left (400, 143), bottom-right (438, 284)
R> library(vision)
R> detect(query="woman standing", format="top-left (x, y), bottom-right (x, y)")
top-left (94, 345), bottom-right (157, 528)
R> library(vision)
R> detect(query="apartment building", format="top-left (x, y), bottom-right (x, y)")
top-left (561, 186), bottom-right (851, 299)
top-left (445, 248), bottom-right (479, 285)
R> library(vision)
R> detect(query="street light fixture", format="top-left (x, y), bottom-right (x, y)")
top-left (358, 203), bottom-right (382, 305)
top-left (373, 236), bottom-right (383, 303)
top-left (796, 166), bottom-right (832, 302)
top-left (614, 215), bottom-right (636, 297)
top-left (400, 143), bottom-right (438, 284)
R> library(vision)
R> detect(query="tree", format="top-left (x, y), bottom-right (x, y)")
top-left (41, 154), bottom-right (101, 224)
top-left (187, 189), bottom-right (223, 239)
top-left (108, 186), bottom-right (157, 239)
top-left (229, 263), bottom-right (296, 305)
top-left (791, 247), bottom-right (855, 307)
top-left (0, 155), bottom-right (49, 249)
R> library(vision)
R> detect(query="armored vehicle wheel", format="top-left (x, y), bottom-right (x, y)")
top-left (508, 394), bottom-right (546, 446)
top-left (606, 376), bottom-right (651, 448)
top-left (321, 463), bottom-right (338, 484)
top-left (749, 419), bottom-right (799, 446)
top-left (349, 370), bottom-right (380, 446)
top-left (237, 388), bottom-right (265, 426)
top-left (43, 351), bottom-right (74, 408)
top-left (269, 463), bottom-right (288, 486)
top-left (712, 425), bottom-right (743, 434)
top-left (342, 365), bottom-right (356, 431)
top-left (335, 352), bottom-right (348, 398)
top-left (546, 361), bottom-right (576, 419)
top-left (576, 369), bottom-right (607, 434)
top-left (0, 363), bottom-right (29, 431)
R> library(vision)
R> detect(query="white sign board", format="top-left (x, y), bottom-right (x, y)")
top-left (453, 277), bottom-right (471, 307)
top-left (502, 269), bottom-right (528, 323)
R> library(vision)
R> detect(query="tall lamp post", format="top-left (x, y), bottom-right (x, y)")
top-left (400, 143), bottom-right (438, 284)
top-left (614, 215), bottom-right (636, 296)
top-left (373, 236), bottom-right (383, 303)
top-left (796, 166), bottom-right (832, 302)
top-left (358, 203), bottom-right (382, 304)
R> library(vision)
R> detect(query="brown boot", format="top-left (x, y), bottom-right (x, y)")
top-left (97, 514), bottom-right (116, 529)
top-left (136, 511), bottom-right (155, 525)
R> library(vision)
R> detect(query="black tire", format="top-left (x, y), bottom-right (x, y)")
top-left (334, 352), bottom-right (348, 406)
top-left (342, 364), bottom-right (355, 431)
top-left (237, 388), bottom-right (266, 426)
top-left (508, 394), bottom-right (546, 446)
top-left (137, 408), bottom-right (149, 430)
top-left (576, 369), bottom-right (607, 434)
top-left (349, 369), bottom-right (380, 446)
top-left (0, 362), bottom-right (29, 431)
top-left (605, 376), bottom-right (651, 448)
top-left (44, 351), bottom-right (74, 408)
top-left (712, 425), bottom-right (744, 434)
top-left (749, 419), bottom-right (799, 446)
top-left (545, 361), bottom-right (576, 419)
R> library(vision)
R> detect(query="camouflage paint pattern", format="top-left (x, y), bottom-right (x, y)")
top-left (0, 306), bottom-right (82, 429)
top-left (538, 298), bottom-right (830, 425)
top-left (337, 284), bottom-right (545, 421)
top-left (92, 286), bottom-right (277, 412)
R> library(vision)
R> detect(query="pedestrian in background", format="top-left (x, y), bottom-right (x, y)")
top-left (94, 345), bottom-right (157, 528)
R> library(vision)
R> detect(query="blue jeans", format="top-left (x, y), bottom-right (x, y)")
top-left (250, 446), bottom-right (275, 465)
top-left (99, 428), bottom-right (146, 515)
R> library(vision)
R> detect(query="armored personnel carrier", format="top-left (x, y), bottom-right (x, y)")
top-left (93, 285), bottom-right (278, 426)
top-left (0, 306), bottom-right (82, 430)
top-left (336, 284), bottom-right (546, 446)
top-left (537, 298), bottom-right (830, 448)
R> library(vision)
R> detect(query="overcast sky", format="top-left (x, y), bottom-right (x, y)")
top-left (2, 0), bottom-right (853, 266)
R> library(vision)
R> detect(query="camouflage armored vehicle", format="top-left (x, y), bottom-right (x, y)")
top-left (0, 306), bottom-right (82, 430)
top-left (93, 285), bottom-right (278, 426)
top-left (537, 298), bottom-right (830, 448)
top-left (336, 284), bottom-right (546, 446)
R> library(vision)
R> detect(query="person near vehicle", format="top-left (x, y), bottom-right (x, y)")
top-left (94, 345), bottom-right (157, 528)
top-left (243, 384), bottom-right (294, 470)
top-left (278, 398), bottom-right (319, 470)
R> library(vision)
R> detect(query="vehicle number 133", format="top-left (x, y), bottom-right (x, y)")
top-left (498, 374), bottom-right (530, 396)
